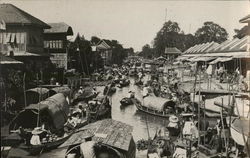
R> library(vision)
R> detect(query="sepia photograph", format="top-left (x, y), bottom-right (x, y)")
top-left (0, 0), bottom-right (250, 157)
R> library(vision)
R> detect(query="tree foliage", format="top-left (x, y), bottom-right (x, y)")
top-left (68, 35), bottom-right (103, 74)
top-left (195, 21), bottom-right (228, 44)
top-left (68, 35), bottom-right (129, 73)
top-left (139, 44), bottom-right (154, 59)
top-left (153, 20), bottom-right (196, 57)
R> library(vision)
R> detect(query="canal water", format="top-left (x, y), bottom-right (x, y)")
top-left (109, 77), bottom-right (168, 141)
top-left (9, 77), bottom-right (168, 158)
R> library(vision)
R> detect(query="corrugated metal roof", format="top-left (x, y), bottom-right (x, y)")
top-left (0, 4), bottom-right (50, 28)
top-left (208, 40), bottom-right (231, 52)
top-left (184, 42), bottom-right (219, 54)
top-left (44, 22), bottom-right (73, 35)
top-left (215, 38), bottom-right (240, 52)
top-left (239, 14), bottom-right (250, 23)
top-left (209, 36), bottom-right (249, 53)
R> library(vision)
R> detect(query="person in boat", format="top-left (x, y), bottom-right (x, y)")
top-left (167, 115), bottom-right (180, 137)
top-left (143, 84), bottom-right (149, 98)
top-left (64, 115), bottom-right (78, 132)
top-left (86, 100), bottom-right (98, 121)
top-left (182, 118), bottom-right (199, 140)
top-left (171, 93), bottom-right (178, 102)
top-left (78, 86), bottom-right (84, 94)
top-left (30, 127), bottom-right (43, 145)
top-left (72, 105), bottom-right (84, 118)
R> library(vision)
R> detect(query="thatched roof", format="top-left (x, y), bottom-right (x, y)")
top-left (60, 119), bottom-right (133, 151)
top-left (0, 3), bottom-right (50, 28)
top-left (44, 22), bottom-right (73, 35)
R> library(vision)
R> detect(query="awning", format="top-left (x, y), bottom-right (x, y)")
top-left (176, 56), bottom-right (190, 61)
top-left (190, 56), bottom-right (216, 62)
top-left (209, 57), bottom-right (233, 64)
top-left (0, 54), bottom-right (23, 65)
top-left (204, 51), bottom-right (250, 58)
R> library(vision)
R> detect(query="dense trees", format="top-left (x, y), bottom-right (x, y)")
top-left (149, 20), bottom-right (197, 57)
top-left (140, 20), bottom-right (229, 57)
top-left (68, 34), bottom-right (103, 75)
top-left (194, 21), bottom-right (228, 44)
top-left (68, 35), bottom-right (129, 74)
top-left (139, 44), bottom-right (154, 59)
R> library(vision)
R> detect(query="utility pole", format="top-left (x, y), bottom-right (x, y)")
top-left (165, 8), bottom-right (167, 23)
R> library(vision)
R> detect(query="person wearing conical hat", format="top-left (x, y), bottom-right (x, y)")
top-left (168, 115), bottom-right (179, 128)
top-left (30, 127), bottom-right (43, 145)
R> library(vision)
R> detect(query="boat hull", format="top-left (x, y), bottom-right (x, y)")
top-left (19, 133), bottom-right (72, 155)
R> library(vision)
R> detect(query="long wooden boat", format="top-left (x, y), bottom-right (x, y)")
top-left (19, 132), bottom-right (72, 155)
top-left (132, 98), bottom-right (172, 118)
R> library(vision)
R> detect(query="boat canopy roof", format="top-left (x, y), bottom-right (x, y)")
top-left (60, 119), bottom-right (133, 151)
top-left (10, 93), bottom-right (69, 131)
top-left (26, 87), bottom-right (49, 95)
top-left (231, 118), bottom-right (249, 136)
top-left (49, 86), bottom-right (71, 97)
top-left (143, 96), bottom-right (175, 111)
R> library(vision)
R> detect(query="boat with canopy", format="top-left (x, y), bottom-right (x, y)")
top-left (62, 119), bottom-right (136, 158)
top-left (8, 93), bottom-right (72, 155)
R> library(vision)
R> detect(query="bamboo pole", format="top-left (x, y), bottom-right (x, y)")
top-left (220, 98), bottom-right (228, 157)
top-left (198, 69), bottom-right (201, 147)
top-left (23, 73), bottom-right (27, 107)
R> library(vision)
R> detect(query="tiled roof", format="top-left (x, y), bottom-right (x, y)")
top-left (0, 3), bottom-right (50, 28)
top-left (164, 47), bottom-right (182, 54)
top-left (97, 40), bottom-right (111, 50)
top-left (44, 22), bottom-right (73, 35)
top-left (239, 14), bottom-right (250, 23)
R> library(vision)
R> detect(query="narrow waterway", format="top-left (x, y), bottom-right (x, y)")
top-left (10, 77), bottom-right (169, 158)
top-left (108, 77), bottom-right (168, 141)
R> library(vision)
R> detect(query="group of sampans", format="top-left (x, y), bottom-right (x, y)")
top-left (138, 113), bottom-right (247, 158)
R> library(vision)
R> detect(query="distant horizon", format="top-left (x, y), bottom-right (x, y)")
top-left (1, 0), bottom-right (250, 51)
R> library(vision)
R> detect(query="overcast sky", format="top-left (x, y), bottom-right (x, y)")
top-left (2, 0), bottom-right (250, 51)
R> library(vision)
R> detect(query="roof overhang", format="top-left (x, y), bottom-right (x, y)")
top-left (239, 14), bottom-right (250, 23)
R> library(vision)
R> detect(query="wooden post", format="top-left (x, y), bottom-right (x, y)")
top-left (23, 73), bottom-right (27, 107)
top-left (198, 69), bottom-right (201, 147)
